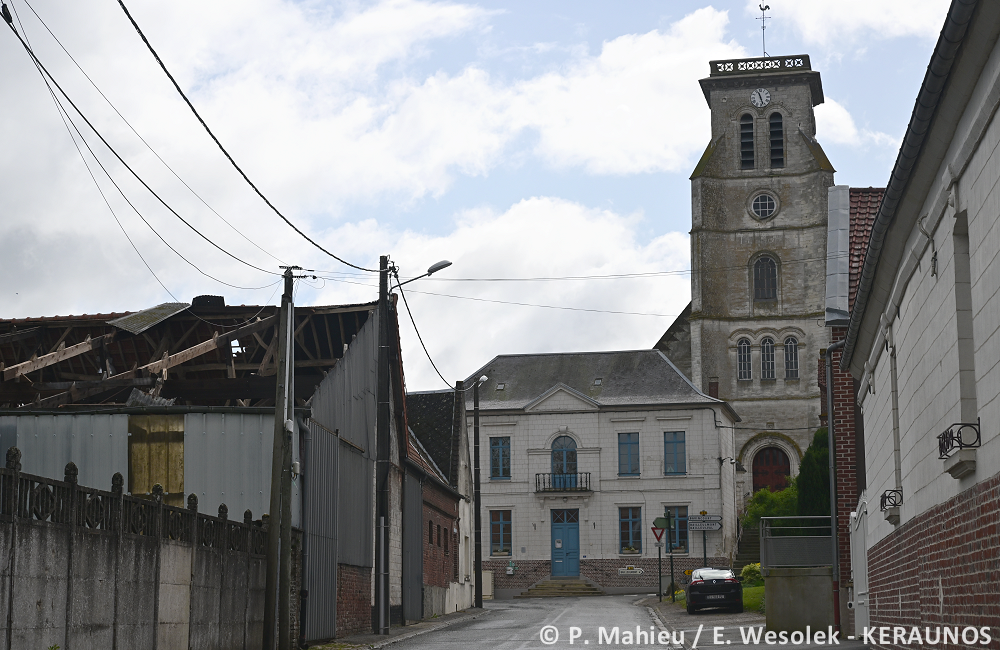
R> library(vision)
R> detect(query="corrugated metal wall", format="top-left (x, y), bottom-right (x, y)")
top-left (183, 412), bottom-right (300, 524)
top-left (0, 414), bottom-right (128, 488)
top-left (303, 307), bottom-right (377, 640)
top-left (0, 411), bottom-right (300, 526)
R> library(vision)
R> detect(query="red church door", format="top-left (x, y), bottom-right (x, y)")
top-left (752, 447), bottom-right (790, 492)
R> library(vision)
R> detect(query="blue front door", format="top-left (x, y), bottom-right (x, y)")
top-left (551, 509), bottom-right (580, 576)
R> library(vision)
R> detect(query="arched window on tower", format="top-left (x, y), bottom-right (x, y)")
top-left (740, 114), bottom-right (754, 169)
top-left (784, 337), bottom-right (799, 379)
top-left (737, 338), bottom-right (752, 381)
top-left (761, 337), bottom-right (775, 380)
top-left (753, 257), bottom-right (778, 301)
top-left (769, 113), bottom-right (784, 168)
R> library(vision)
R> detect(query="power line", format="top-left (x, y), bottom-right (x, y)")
top-left (24, 40), bottom-right (279, 291)
top-left (317, 275), bottom-right (678, 317)
top-left (313, 251), bottom-right (851, 284)
top-left (2, 18), bottom-right (281, 279)
top-left (22, 0), bottom-right (286, 267)
top-left (115, 0), bottom-right (378, 274)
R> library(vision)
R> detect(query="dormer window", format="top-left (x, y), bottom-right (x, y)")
top-left (770, 113), bottom-right (784, 168)
top-left (740, 114), bottom-right (754, 169)
top-left (594, 378), bottom-right (602, 386)
top-left (495, 383), bottom-right (505, 390)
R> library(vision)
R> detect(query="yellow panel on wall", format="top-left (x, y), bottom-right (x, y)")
top-left (128, 414), bottom-right (184, 507)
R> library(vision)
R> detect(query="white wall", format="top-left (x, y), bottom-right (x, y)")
top-left (471, 404), bottom-right (737, 564)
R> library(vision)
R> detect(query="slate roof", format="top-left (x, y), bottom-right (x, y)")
top-left (464, 349), bottom-right (738, 420)
top-left (406, 389), bottom-right (459, 487)
top-left (849, 188), bottom-right (884, 312)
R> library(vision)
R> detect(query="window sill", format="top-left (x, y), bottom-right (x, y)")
top-left (617, 474), bottom-right (641, 479)
top-left (490, 477), bottom-right (511, 481)
top-left (663, 473), bottom-right (687, 477)
top-left (491, 552), bottom-right (511, 557)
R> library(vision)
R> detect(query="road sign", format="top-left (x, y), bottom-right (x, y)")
top-left (688, 515), bottom-right (722, 522)
top-left (684, 569), bottom-right (693, 576)
top-left (688, 521), bottom-right (722, 531)
top-left (654, 541), bottom-right (665, 548)
top-left (653, 516), bottom-right (669, 528)
top-left (651, 527), bottom-right (665, 541)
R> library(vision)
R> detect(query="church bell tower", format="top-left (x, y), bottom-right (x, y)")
top-left (658, 55), bottom-right (834, 492)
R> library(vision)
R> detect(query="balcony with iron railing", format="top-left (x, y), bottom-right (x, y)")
top-left (535, 472), bottom-right (591, 492)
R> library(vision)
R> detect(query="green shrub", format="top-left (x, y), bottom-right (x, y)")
top-left (742, 476), bottom-right (799, 528)
top-left (740, 562), bottom-right (763, 586)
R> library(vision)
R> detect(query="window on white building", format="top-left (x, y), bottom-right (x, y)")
top-left (761, 337), bottom-right (775, 380)
top-left (737, 338), bottom-right (752, 380)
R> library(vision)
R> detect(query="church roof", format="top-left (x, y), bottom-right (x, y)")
top-left (464, 349), bottom-right (739, 421)
top-left (848, 188), bottom-right (884, 313)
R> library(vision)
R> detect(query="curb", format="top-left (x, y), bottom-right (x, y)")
top-left (360, 607), bottom-right (493, 649)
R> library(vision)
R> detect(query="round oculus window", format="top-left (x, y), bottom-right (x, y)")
top-left (751, 193), bottom-right (777, 219)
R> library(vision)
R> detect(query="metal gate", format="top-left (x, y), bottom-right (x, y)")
top-left (403, 471), bottom-right (424, 622)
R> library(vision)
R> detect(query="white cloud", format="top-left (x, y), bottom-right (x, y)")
top-left (751, 0), bottom-right (952, 48)
top-left (311, 197), bottom-right (692, 389)
top-left (815, 97), bottom-right (899, 150)
top-left (511, 7), bottom-right (745, 174)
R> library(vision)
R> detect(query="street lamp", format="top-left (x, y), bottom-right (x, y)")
top-left (395, 260), bottom-right (452, 288)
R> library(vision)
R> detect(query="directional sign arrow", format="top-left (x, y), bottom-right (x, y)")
top-left (688, 521), bottom-right (722, 531)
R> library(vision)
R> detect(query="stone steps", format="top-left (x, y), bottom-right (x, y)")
top-left (515, 579), bottom-right (606, 598)
top-left (733, 526), bottom-right (760, 572)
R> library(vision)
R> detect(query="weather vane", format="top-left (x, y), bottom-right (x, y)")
top-left (758, 4), bottom-right (770, 57)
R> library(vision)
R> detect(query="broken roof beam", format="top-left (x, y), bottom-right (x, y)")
top-left (2, 332), bottom-right (117, 382)
top-left (111, 314), bottom-right (277, 380)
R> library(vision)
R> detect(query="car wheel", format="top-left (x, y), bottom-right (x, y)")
top-left (687, 603), bottom-right (697, 614)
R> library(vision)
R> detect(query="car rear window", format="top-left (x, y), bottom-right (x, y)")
top-left (695, 570), bottom-right (734, 580)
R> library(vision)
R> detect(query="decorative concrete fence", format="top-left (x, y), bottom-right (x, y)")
top-left (0, 446), bottom-right (277, 650)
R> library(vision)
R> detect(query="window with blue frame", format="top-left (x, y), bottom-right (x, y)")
top-left (618, 433), bottom-right (640, 476)
top-left (619, 507), bottom-right (642, 553)
top-left (490, 436), bottom-right (511, 479)
top-left (664, 431), bottom-right (686, 475)
top-left (490, 510), bottom-right (512, 554)
top-left (663, 506), bottom-right (689, 553)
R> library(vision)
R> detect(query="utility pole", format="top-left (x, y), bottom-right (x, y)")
top-left (375, 255), bottom-right (390, 634)
top-left (473, 378), bottom-right (483, 608)
top-left (264, 266), bottom-right (296, 650)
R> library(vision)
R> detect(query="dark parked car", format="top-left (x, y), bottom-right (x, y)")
top-left (685, 568), bottom-right (743, 614)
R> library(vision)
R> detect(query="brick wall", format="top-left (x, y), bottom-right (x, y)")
top-left (581, 557), bottom-right (726, 591)
top-left (821, 330), bottom-right (863, 630)
top-left (866, 469), bottom-right (1000, 650)
top-left (485, 559), bottom-right (551, 590)
top-left (336, 563), bottom-right (371, 637)
top-left (422, 481), bottom-right (458, 589)
top-left (483, 556), bottom-right (727, 593)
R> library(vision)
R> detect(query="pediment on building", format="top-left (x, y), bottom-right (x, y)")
top-left (523, 384), bottom-right (600, 412)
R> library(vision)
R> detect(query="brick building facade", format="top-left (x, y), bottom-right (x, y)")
top-left (841, 1), bottom-right (1000, 647)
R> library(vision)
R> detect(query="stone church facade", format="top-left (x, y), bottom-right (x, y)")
top-left (656, 55), bottom-right (834, 500)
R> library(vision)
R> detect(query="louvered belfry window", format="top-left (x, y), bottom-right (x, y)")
top-left (754, 257), bottom-right (777, 301)
top-left (784, 337), bottom-right (799, 379)
top-left (770, 113), bottom-right (784, 168)
top-left (737, 338), bottom-right (752, 380)
top-left (761, 337), bottom-right (775, 380)
top-left (740, 114), bottom-right (754, 169)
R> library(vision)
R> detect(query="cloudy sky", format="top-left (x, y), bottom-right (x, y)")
top-left (0, 0), bottom-right (950, 390)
